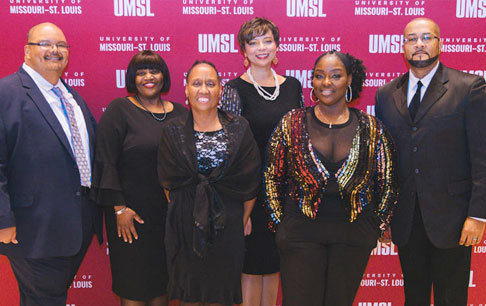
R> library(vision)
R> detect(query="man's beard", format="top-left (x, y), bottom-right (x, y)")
top-left (408, 54), bottom-right (439, 68)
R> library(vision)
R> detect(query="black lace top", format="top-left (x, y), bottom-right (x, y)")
top-left (195, 129), bottom-right (227, 176)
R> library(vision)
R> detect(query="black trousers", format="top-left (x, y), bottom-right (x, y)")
top-left (276, 213), bottom-right (379, 306)
top-left (398, 206), bottom-right (471, 306)
top-left (8, 194), bottom-right (95, 306)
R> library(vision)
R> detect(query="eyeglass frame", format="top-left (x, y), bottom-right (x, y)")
top-left (403, 33), bottom-right (440, 45)
top-left (27, 41), bottom-right (70, 50)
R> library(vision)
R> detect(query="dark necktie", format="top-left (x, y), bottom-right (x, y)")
top-left (409, 81), bottom-right (423, 121)
top-left (52, 86), bottom-right (91, 186)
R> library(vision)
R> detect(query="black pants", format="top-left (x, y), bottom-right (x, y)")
top-left (276, 213), bottom-right (379, 306)
top-left (398, 207), bottom-right (471, 306)
top-left (8, 194), bottom-right (95, 306)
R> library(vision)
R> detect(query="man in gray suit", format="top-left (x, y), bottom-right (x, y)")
top-left (0, 22), bottom-right (102, 306)
top-left (375, 18), bottom-right (486, 305)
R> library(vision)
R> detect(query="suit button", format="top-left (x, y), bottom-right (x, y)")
top-left (413, 146), bottom-right (418, 152)
top-left (76, 191), bottom-right (81, 196)
top-left (412, 127), bottom-right (418, 132)
top-left (415, 168), bottom-right (419, 174)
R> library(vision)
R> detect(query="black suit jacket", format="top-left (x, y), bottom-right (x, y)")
top-left (375, 63), bottom-right (486, 249)
top-left (0, 66), bottom-right (102, 258)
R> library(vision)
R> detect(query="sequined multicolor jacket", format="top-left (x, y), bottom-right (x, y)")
top-left (264, 107), bottom-right (398, 230)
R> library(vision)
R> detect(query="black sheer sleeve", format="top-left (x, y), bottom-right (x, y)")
top-left (220, 82), bottom-right (242, 116)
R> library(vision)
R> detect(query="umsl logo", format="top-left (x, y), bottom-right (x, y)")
top-left (456, 0), bottom-right (486, 18)
top-left (116, 70), bottom-right (127, 88)
top-left (287, 0), bottom-right (326, 17)
top-left (114, 0), bottom-right (154, 16)
top-left (198, 34), bottom-right (239, 53)
top-left (367, 105), bottom-right (375, 116)
top-left (285, 69), bottom-right (312, 89)
top-left (371, 241), bottom-right (398, 255)
top-left (369, 34), bottom-right (403, 54)
top-left (470, 270), bottom-right (477, 287)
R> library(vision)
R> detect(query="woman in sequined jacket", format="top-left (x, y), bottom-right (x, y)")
top-left (264, 51), bottom-right (398, 306)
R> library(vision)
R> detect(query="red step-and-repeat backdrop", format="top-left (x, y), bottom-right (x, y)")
top-left (1, 0), bottom-right (486, 305)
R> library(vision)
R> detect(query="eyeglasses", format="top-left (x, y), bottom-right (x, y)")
top-left (403, 33), bottom-right (440, 45)
top-left (27, 41), bottom-right (70, 50)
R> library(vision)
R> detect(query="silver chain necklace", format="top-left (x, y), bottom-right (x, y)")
top-left (135, 94), bottom-right (167, 121)
top-left (247, 67), bottom-right (280, 101)
top-left (315, 105), bottom-right (348, 129)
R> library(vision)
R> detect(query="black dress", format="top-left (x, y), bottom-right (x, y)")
top-left (158, 111), bottom-right (261, 305)
top-left (91, 97), bottom-right (187, 301)
top-left (221, 76), bottom-right (303, 274)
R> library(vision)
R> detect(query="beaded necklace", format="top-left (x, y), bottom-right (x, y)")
top-left (135, 94), bottom-right (167, 121)
top-left (247, 67), bottom-right (280, 101)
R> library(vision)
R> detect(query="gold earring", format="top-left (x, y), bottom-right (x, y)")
top-left (244, 57), bottom-right (249, 67)
top-left (272, 56), bottom-right (279, 65)
top-left (345, 85), bottom-right (353, 103)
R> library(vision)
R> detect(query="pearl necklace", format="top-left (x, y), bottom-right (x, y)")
top-left (247, 67), bottom-right (280, 101)
top-left (135, 95), bottom-right (167, 121)
top-left (315, 106), bottom-right (348, 129)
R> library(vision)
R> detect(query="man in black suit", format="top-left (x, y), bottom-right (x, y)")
top-left (0, 22), bottom-right (102, 305)
top-left (375, 18), bottom-right (486, 305)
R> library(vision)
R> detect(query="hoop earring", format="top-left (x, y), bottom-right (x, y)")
top-left (345, 85), bottom-right (353, 103)
top-left (272, 56), bottom-right (279, 65)
top-left (310, 88), bottom-right (319, 103)
top-left (244, 57), bottom-right (249, 67)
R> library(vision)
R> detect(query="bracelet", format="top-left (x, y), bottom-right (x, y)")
top-left (114, 207), bottom-right (128, 215)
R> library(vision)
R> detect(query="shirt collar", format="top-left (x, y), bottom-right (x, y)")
top-left (22, 62), bottom-right (63, 93)
top-left (408, 61), bottom-right (440, 90)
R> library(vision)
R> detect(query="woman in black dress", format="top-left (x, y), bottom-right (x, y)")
top-left (264, 51), bottom-right (398, 306)
top-left (220, 17), bottom-right (303, 306)
top-left (158, 61), bottom-right (261, 306)
top-left (91, 50), bottom-right (187, 306)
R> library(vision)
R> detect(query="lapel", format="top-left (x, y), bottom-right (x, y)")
top-left (18, 67), bottom-right (75, 161)
top-left (413, 63), bottom-right (448, 123)
top-left (393, 72), bottom-right (412, 125)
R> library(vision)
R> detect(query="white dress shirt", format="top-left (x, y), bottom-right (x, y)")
top-left (407, 61), bottom-right (440, 106)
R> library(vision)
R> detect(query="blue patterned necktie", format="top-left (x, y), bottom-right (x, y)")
top-left (52, 86), bottom-right (91, 186)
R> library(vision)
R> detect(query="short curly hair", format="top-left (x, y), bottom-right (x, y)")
top-left (311, 50), bottom-right (366, 101)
